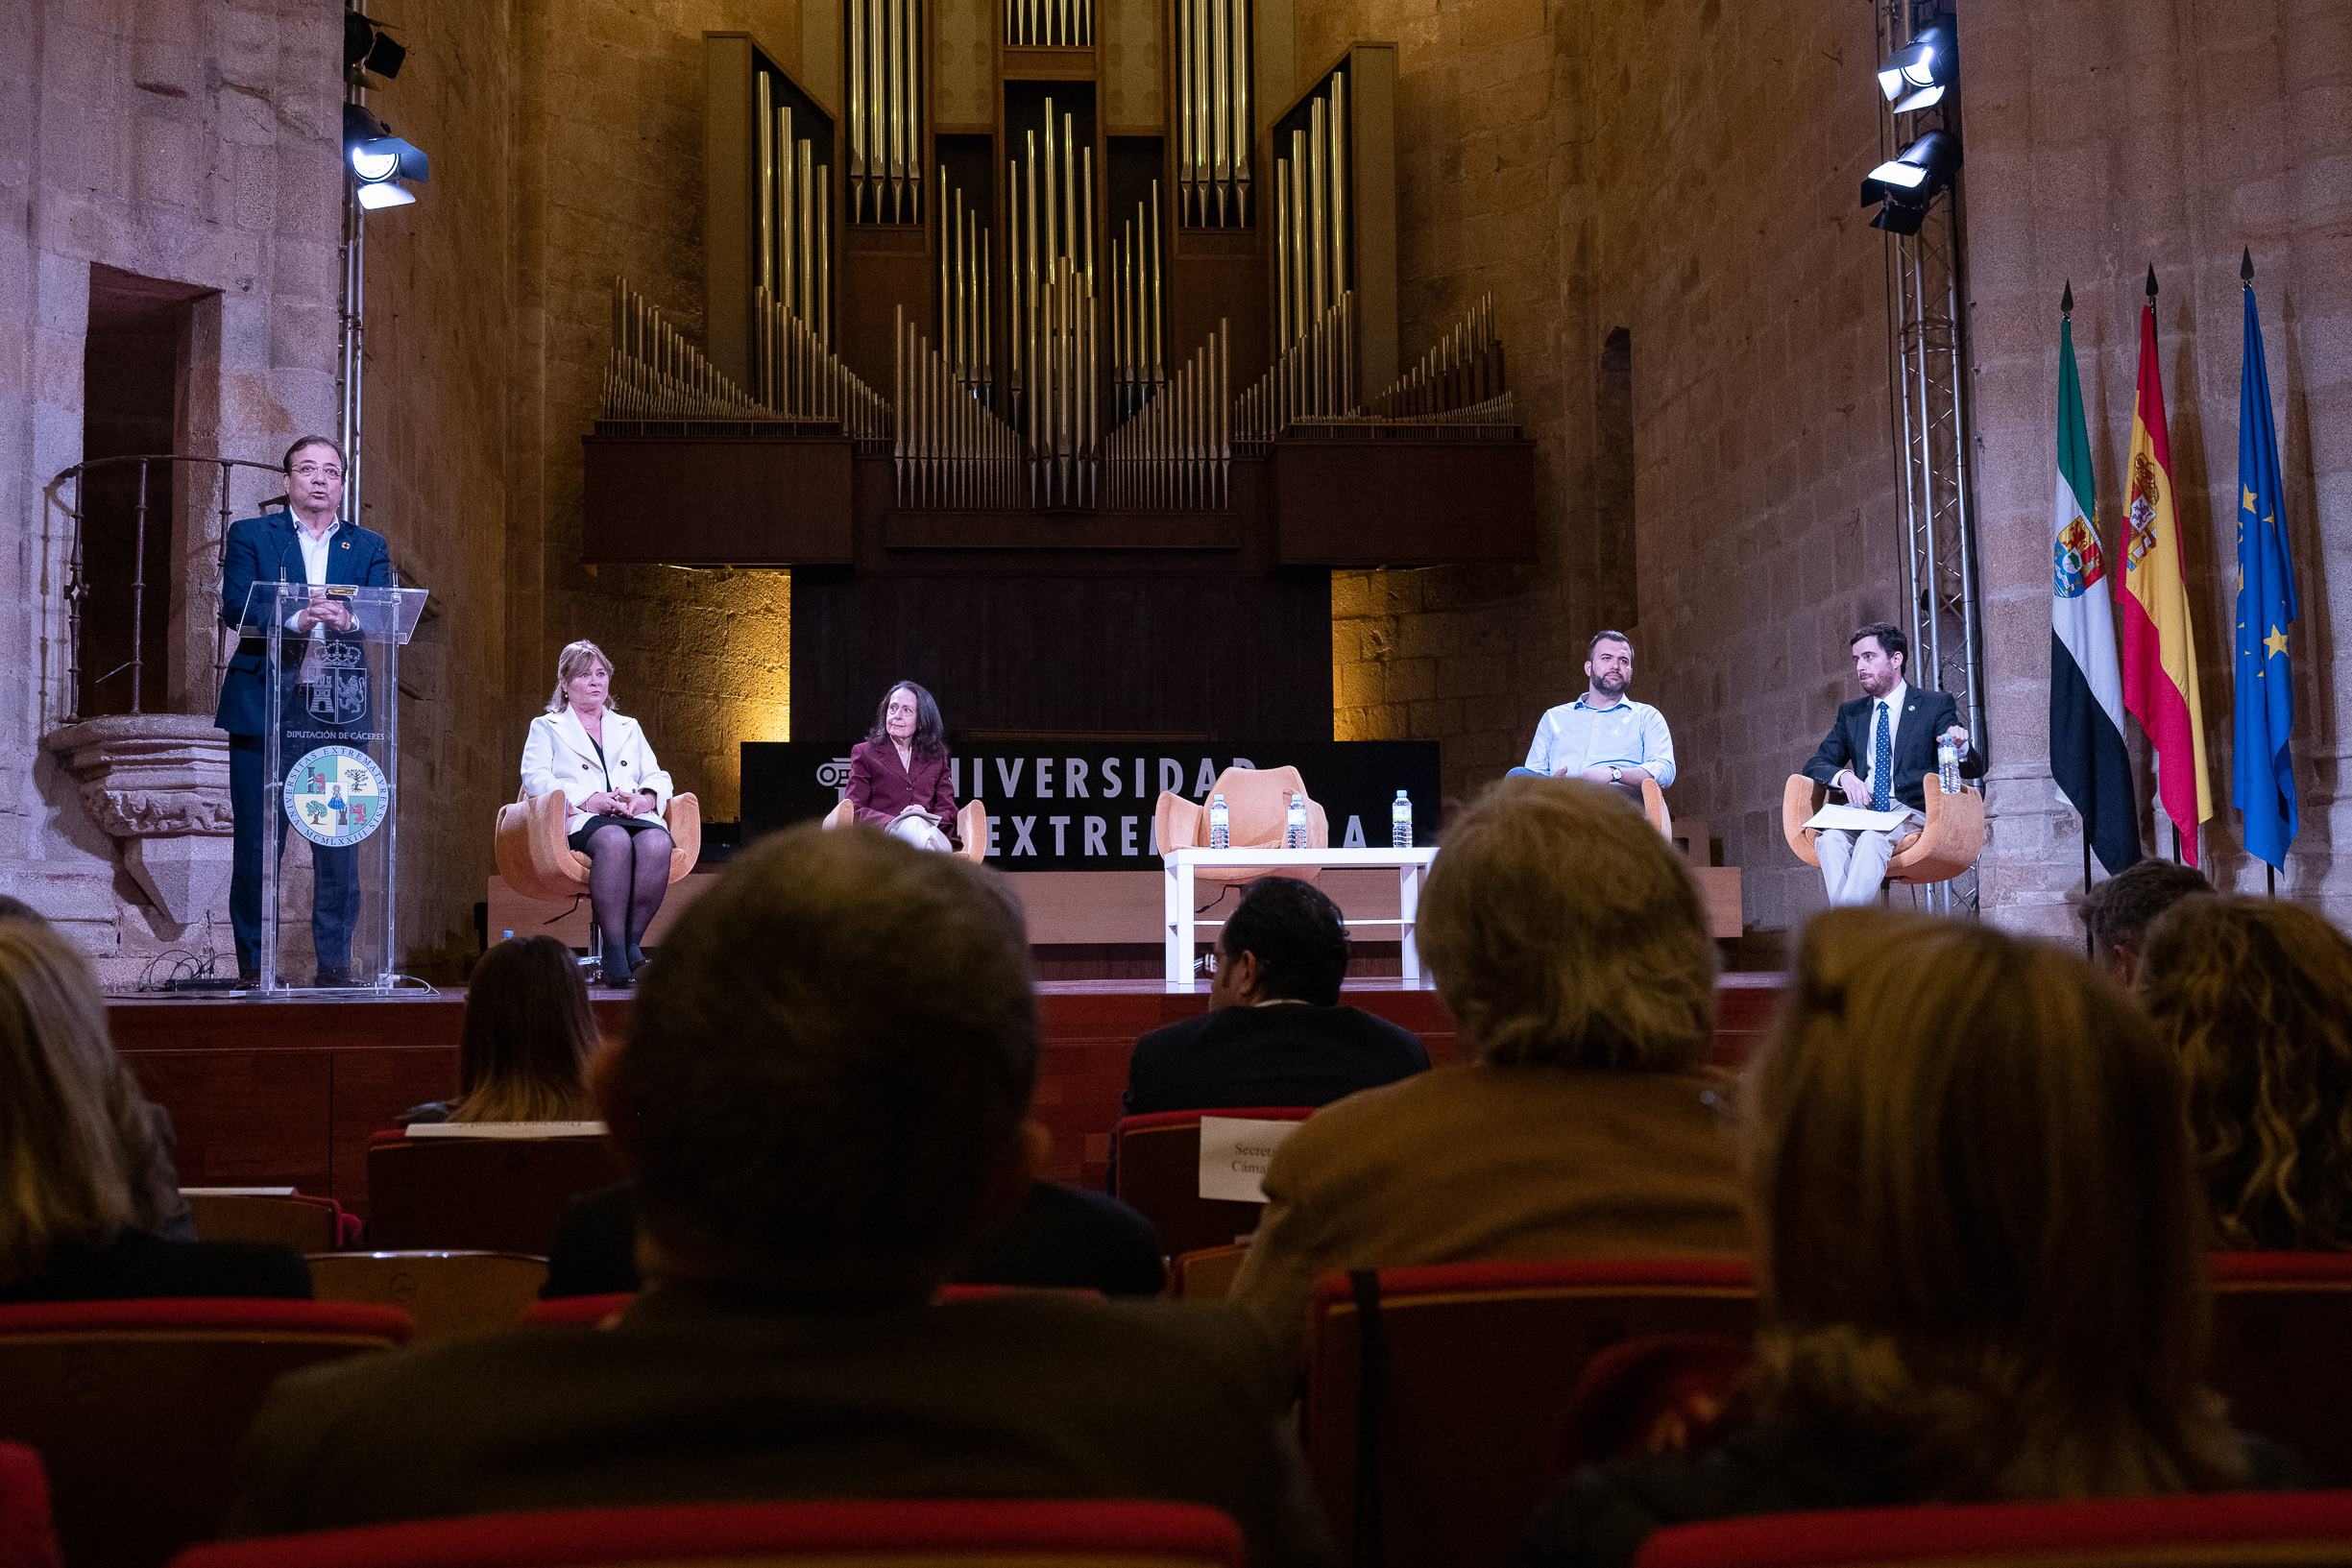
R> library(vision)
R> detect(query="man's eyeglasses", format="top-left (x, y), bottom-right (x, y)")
top-left (291, 463), bottom-right (345, 480)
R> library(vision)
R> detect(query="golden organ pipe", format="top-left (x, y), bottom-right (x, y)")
top-left (848, 1), bottom-right (865, 213)
top-left (758, 73), bottom-right (775, 297)
top-left (1329, 72), bottom-right (1347, 299)
top-left (1274, 174), bottom-right (1291, 343)
top-left (1308, 97), bottom-right (1327, 320)
top-left (1148, 178), bottom-right (1162, 380)
top-left (1210, 0), bottom-right (1228, 198)
top-left (817, 163), bottom-right (832, 346)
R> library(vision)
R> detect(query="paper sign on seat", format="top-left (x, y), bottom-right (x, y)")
top-left (405, 1120), bottom-right (609, 1139)
top-left (1198, 1116), bottom-right (1304, 1203)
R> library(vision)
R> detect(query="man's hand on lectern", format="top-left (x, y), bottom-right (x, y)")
top-left (294, 591), bottom-right (353, 633)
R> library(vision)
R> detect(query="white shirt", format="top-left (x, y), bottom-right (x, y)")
top-left (286, 516), bottom-right (338, 677)
top-left (1522, 694), bottom-right (1677, 787)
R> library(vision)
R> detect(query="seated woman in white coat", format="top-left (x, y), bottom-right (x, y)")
top-left (521, 639), bottom-right (674, 986)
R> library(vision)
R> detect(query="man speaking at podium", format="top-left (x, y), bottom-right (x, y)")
top-left (1801, 621), bottom-right (1983, 906)
top-left (214, 437), bottom-right (391, 985)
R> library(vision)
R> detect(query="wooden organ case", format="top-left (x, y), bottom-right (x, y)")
top-left (582, 19), bottom-right (1536, 742)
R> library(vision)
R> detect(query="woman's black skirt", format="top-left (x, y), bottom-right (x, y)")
top-left (568, 815), bottom-right (665, 855)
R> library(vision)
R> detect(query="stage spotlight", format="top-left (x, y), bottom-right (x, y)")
top-left (1876, 21), bottom-right (1953, 112)
top-left (344, 12), bottom-right (408, 80)
top-left (342, 103), bottom-right (430, 205)
top-left (355, 181), bottom-right (418, 210)
top-left (1862, 129), bottom-right (1961, 234)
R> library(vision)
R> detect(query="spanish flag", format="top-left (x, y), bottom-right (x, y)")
top-left (2119, 270), bottom-right (2212, 862)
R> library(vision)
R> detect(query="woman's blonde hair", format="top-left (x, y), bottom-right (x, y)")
top-left (1745, 907), bottom-right (2244, 1500)
top-left (0, 923), bottom-right (181, 1285)
top-left (451, 936), bottom-right (601, 1123)
top-left (1418, 776), bottom-right (1714, 1071)
top-left (546, 639), bottom-right (620, 715)
top-left (2141, 896), bottom-right (2352, 1251)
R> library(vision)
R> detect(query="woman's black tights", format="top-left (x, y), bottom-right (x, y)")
top-left (582, 823), bottom-right (673, 978)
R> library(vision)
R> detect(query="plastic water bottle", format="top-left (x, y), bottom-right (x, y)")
top-left (1208, 793), bottom-right (1229, 849)
top-left (1936, 736), bottom-right (1961, 796)
top-left (1392, 790), bottom-right (1413, 848)
top-left (1286, 793), bottom-right (1307, 849)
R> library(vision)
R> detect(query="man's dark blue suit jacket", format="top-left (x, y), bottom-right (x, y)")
top-left (1121, 1003), bottom-right (1431, 1118)
top-left (1801, 686), bottom-right (1986, 814)
top-left (213, 512), bottom-right (392, 737)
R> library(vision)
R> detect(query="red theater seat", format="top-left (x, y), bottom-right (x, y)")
top-left (1303, 1258), bottom-right (1757, 1568)
top-left (1632, 1491), bottom-right (2352, 1568)
top-left (520, 1285), bottom-right (1096, 1328)
top-left (2210, 1251), bottom-right (2352, 1486)
top-left (167, 1499), bottom-right (1246, 1568)
top-left (1110, 1108), bottom-right (1316, 1258)
top-left (0, 1299), bottom-right (413, 1568)
top-left (0, 1441), bottom-right (61, 1568)
top-left (521, 1291), bottom-right (636, 1327)
top-left (365, 1129), bottom-right (624, 1255)
top-left (182, 1192), bottom-right (359, 1252)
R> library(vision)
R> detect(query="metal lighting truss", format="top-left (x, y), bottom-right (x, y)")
top-left (1875, 0), bottom-right (1986, 917)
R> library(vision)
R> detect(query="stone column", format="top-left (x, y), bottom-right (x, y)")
top-left (1961, 0), bottom-right (2352, 934)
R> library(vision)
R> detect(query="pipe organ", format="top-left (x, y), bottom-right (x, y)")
top-left (598, 31), bottom-right (1527, 556)
top-left (847, 0), bottom-right (922, 222)
top-left (1174, 0), bottom-right (1251, 227)
top-left (1006, 0), bottom-right (1094, 48)
top-left (936, 166), bottom-right (992, 402)
top-left (587, 32), bottom-right (1538, 746)
top-left (1110, 182), bottom-right (1166, 420)
top-left (606, 276), bottom-right (888, 442)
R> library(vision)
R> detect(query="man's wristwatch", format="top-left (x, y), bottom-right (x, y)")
top-left (1610, 766), bottom-right (1623, 784)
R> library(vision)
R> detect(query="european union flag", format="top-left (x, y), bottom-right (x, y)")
top-left (2233, 264), bottom-right (2299, 870)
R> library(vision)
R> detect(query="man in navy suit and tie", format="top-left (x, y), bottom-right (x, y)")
top-left (1801, 622), bottom-right (1985, 906)
top-left (214, 436), bottom-right (392, 984)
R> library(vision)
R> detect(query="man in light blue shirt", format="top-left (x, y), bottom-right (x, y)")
top-left (1509, 631), bottom-right (1676, 799)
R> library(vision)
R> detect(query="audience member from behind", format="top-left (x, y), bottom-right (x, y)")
top-left (2079, 858), bottom-right (2213, 989)
top-left (1227, 776), bottom-right (1744, 1366)
top-left (0, 922), bottom-right (308, 1303)
top-left (229, 823), bottom-right (1335, 1565)
top-left (1122, 876), bottom-right (1429, 1116)
top-left (1519, 909), bottom-right (2303, 1568)
top-left (400, 936), bottom-right (600, 1125)
top-left (2141, 896), bottom-right (2352, 1252)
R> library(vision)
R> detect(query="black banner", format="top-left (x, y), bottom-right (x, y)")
top-left (741, 739), bottom-right (1442, 872)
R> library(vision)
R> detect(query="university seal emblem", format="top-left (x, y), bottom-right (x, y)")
top-left (285, 745), bottom-right (389, 848)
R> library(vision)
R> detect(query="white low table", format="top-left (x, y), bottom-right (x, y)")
top-left (1161, 846), bottom-right (1442, 988)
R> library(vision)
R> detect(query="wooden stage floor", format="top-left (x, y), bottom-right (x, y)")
top-left (109, 975), bottom-right (1784, 1220)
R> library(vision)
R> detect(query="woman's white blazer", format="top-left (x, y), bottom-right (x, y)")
top-left (521, 707), bottom-right (675, 837)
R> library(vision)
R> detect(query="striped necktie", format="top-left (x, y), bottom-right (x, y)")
top-left (1871, 702), bottom-right (1892, 812)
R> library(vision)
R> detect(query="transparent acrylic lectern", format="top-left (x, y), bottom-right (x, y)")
top-left (239, 580), bottom-right (426, 992)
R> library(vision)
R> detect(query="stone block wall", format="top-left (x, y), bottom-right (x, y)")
top-left (0, 0), bottom-right (343, 977)
top-left (505, 0), bottom-right (799, 834)
top-left (1325, 0), bottom-right (1909, 935)
top-left (351, 0), bottom-right (524, 972)
top-left (1963, 0), bottom-right (2352, 935)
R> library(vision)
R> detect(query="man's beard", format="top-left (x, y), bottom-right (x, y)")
top-left (1592, 672), bottom-right (1628, 697)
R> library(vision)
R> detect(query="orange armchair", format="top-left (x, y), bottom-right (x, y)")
top-left (1640, 778), bottom-right (1673, 841)
top-left (493, 789), bottom-right (701, 905)
top-left (1154, 765), bottom-right (1329, 886)
top-left (1782, 773), bottom-right (1984, 885)
top-left (822, 797), bottom-right (991, 865)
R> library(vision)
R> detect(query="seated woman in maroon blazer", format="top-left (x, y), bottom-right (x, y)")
top-left (845, 681), bottom-right (962, 852)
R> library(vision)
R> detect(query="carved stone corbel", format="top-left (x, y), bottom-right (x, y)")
top-left (48, 713), bottom-right (234, 930)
